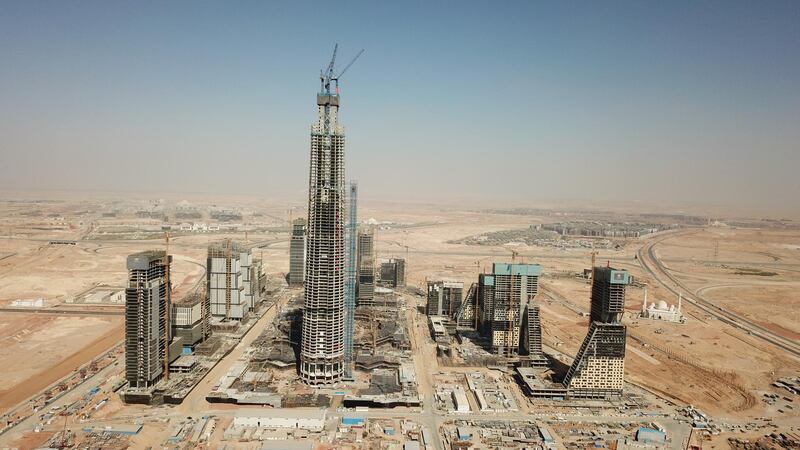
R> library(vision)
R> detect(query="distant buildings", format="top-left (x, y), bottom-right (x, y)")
top-left (427, 281), bottom-right (464, 317)
top-left (125, 250), bottom-right (171, 389)
top-left (563, 266), bottom-right (629, 399)
top-left (477, 263), bottom-right (541, 357)
top-left (379, 258), bottom-right (405, 288)
top-left (356, 227), bottom-right (376, 306)
top-left (289, 218), bottom-right (307, 285)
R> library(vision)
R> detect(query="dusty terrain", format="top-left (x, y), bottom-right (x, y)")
top-left (0, 192), bottom-right (799, 447)
top-left (0, 314), bottom-right (122, 413)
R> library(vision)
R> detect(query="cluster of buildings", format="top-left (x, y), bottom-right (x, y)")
top-left (123, 239), bottom-right (264, 393)
top-left (538, 221), bottom-right (676, 238)
top-left (427, 264), bottom-right (632, 400)
top-left (428, 263), bottom-right (547, 364)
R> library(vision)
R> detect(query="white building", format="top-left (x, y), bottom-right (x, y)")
top-left (451, 387), bottom-right (470, 413)
top-left (231, 409), bottom-right (326, 432)
top-left (641, 288), bottom-right (685, 323)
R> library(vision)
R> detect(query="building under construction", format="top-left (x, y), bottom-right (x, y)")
top-left (300, 47), bottom-right (353, 385)
top-left (171, 291), bottom-right (211, 354)
top-left (288, 218), bottom-right (307, 285)
top-left (519, 301), bottom-right (548, 366)
top-left (356, 227), bottom-right (376, 307)
top-left (455, 282), bottom-right (478, 329)
top-left (427, 281), bottom-right (463, 317)
top-left (378, 258), bottom-right (405, 288)
top-left (125, 251), bottom-right (171, 389)
top-left (207, 240), bottom-right (257, 321)
top-left (563, 266), bottom-right (629, 399)
top-left (477, 263), bottom-right (541, 357)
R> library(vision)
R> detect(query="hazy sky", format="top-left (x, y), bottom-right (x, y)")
top-left (1, 1), bottom-right (798, 214)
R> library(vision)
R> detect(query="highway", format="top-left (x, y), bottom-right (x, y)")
top-left (637, 231), bottom-right (800, 359)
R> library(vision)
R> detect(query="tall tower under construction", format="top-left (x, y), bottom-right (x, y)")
top-left (125, 250), bottom-right (171, 389)
top-left (300, 49), bottom-right (348, 385)
top-left (563, 266), bottom-right (629, 399)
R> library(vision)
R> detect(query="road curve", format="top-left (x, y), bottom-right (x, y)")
top-left (637, 231), bottom-right (800, 359)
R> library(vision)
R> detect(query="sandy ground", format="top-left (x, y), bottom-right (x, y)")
top-left (0, 193), bottom-right (798, 440)
top-left (0, 314), bottom-right (122, 413)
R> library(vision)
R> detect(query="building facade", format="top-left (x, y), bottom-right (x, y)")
top-left (125, 251), bottom-right (171, 389)
top-left (207, 241), bottom-right (253, 321)
top-left (171, 291), bottom-right (210, 353)
top-left (478, 263), bottom-right (541, 356)
top-left (356, 227), bottom-right (376, 306)
top-left (289, 218), bottom-right (307, 285)
top-left (564, 266), bottom-right (629, 399)
top-left (300, 77), bottom-right (346, 385)
top-left (427, 281), bottom-right (464, 317)
top-left (378, 258), bottom-right (405, 288)
top-left (520, 301), bottom-right (548, 366)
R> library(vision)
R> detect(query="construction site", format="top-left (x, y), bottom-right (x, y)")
top-left (0, 37), bottom-right (798, 450)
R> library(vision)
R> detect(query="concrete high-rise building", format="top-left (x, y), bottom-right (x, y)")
top-left (378, 258), bottom-right (405, 288)
top-left (563, 266), bottom-right (629, 399)
top-left (300, 62), bottom-right (347, 385)
top-left (289, 218), bottom-right (307, 285)
top-left (207, 240), bottom-right (254, 321)
top-left (477, 263), bottom-right (541, 357)
top-left (171, 291), bottom-right (211, 353)
top-left (356, 227), bottom-right (376, 306)
top-left (520, 302), bottom-right (548, 366)
top-left (427, 281), bottom-right (463, 317)
top-left (125, 251), bottom-right (171, 389)
top-left (477, 273), bottom-right (496, 336)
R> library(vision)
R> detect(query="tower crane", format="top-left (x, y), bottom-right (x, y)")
top-left (320, 44), bottom-right (365, 95)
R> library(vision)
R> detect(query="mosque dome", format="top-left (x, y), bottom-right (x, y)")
top-left (657, 300), bottom-right (669, 310)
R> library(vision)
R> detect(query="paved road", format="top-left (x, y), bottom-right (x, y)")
top-left (0, 357), bottom-right (122, 447)
top-left (177, 294), bottom-right (287, 415)
top-left (637, 231), bottom-right (800, 359)
top-left (405, 297), bottom-right (445, 450)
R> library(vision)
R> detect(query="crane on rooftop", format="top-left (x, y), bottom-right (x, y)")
top-left (320, 44), bottom-right (364, 95)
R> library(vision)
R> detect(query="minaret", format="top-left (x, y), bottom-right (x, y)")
top-left (642, 286), bottom-right (648, 315)
top-left (678, 292), bottom-right (682, 313)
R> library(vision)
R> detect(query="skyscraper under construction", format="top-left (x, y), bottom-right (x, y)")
top-left (125, 250), bottom-right (171, 389)
top-left (300, 48), bottom-right (350, 385)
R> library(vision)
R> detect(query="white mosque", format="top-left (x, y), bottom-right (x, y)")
top-left (640, 287), bottom-right (685, 323)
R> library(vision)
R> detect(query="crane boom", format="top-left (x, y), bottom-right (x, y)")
top-left (335, 49), bottom-right (364, 82)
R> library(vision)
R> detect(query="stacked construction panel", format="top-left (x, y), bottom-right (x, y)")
top-left (207, 241), bottom-right (247, 320)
